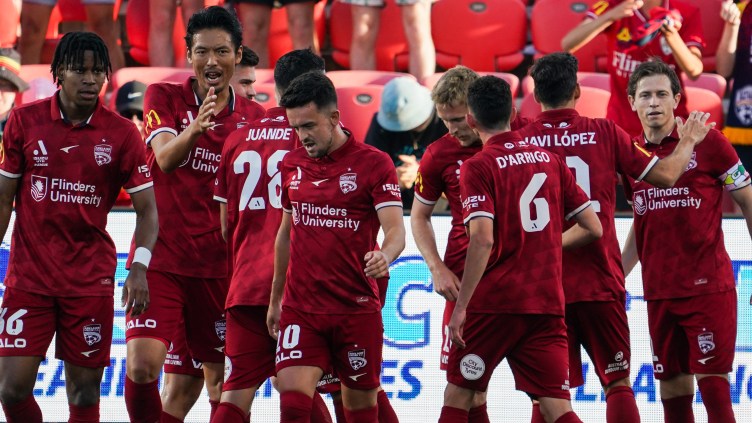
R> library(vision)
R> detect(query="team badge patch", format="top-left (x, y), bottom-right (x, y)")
top-left (698, 332), bottom-right (715, 354)
top-left (685, 152), bottom-right (697, 171)
top-left (348, 349), bottom-right (367, 370)
top-left (83, 323), bottom-right (102, 346)
top-left (30, 175), bottom-right (48, 202)
top-left (215, 319), bottom-right (227, 341)
top-left (339, 173), bottom-right (357, 194)
top-left (633, 190), bottom-right (647, 215)
top-left (94, 144), bottom-right (112, 166)
top-left (291, 202), bottom-right (300, 225)
top-left (460, 354), bottom-right (485, 381)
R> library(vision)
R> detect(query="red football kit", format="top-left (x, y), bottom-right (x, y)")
top-left (446, 131), bottom-right (590, 396)
top-left (0, 93), bottom-right (152, 367)
top-left (586, 0), bottom-right (704, 135)
top-left (275, 133), bottom-right (402, 389)
top-left (125, 79), bottom-right (264, 362)
top-left (625, 127), bottom-right (750, 379)
top-left (213, 107), bottom-right (299, 389)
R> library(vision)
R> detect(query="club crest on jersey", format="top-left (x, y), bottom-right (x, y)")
top-left (291, 202), bottom-right (300, 224)
top-left (633, 190), bottom-right (647, 215)
top-left (460, 354), bottom-right (485, 381)
top-left (94, 144), bottom-right (112, 166)
top-left (698, 332), bottom-right (715, 354)
top-left (83, 323), bottom-right (102, 346)
top-left (215, 319), bottom-right (227, 341)
top-left (30, 175), bottom-right (48, 202)
top-left (348, 349), bottom-right (367, 370)
top-left (685, 152), bottom-right (697, 171)
top-left (339, 173), bottom-right (357, 194)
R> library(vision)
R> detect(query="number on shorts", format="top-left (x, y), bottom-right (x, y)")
top-left (234, 149), bottom-right (290, 211)
top-left (282, 324), bottom-right (301, 349)
top-left (0, 308), bottom-right (27, 336)
top-left (565, 156), bottom-right (601, 212)
top-left (519, 173), bottom-right (550, 232)
top-left (442, 324), bottom-right (451, 352)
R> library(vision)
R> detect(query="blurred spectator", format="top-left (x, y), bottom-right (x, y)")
top-left (345, 0), bottom-right (436, 83)
top-left (365, 76), bottom-right (447, 209)
top-left (236, 0), bottom-right (321, 68)
top-left (0, 48), bottom-right (28, 136)
top-left (19, 0), bottom-right (125, 70)
top-left (562, 0), bottom-right (704, 136)
top-left (115, 80), bottom-right (146, 136)
top-left (21, 77), bottom-right (57, 104)
top-left (149, 0), bottom-right (203, 66)
top-left (718, 0), bottom-right (752, 169)
top-left (231, 45), bottom-right (260, 100)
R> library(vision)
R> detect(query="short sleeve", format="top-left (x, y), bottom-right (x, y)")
top-left (280, 155), bottom-right (295, 213)
top-left (143, 84), bottom-right (178, 145)
top-left (612, 122), bottom-right (659, 182)
top-left (559, 155), bottom-right (592, 220)
top-left (586, 0), bottom-right (616, 21)
top-left (460, 159), bottom-right (495, 225)
top-left (213, 140), bottom-right (233, 204)
top-left (678, 5), bottom-right (705, 51)
top-left (371, 152), bottom-right (402, 210)
top-left (0, 109), bottom-right (24, 179)
top-left (121, 124), bottom-right (153, 194)
top-left (413, 146), bottom-right (444, 205)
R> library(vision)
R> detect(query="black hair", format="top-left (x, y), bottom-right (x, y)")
top-left (50, 31), bottom-right (111, 86)
top-left (467, 75), bottom-right (512, 130)
top-left (185, 6), bottom-right (243, 52)
top-left (274, 48), bottom-right (326, 94)
top-left (627, 58), bottom-right (681, 97)
top-left (279, 71), bottom-right (337, 111)
top-left (530, 52), bottom-right (579, 108)
top-left (239, 46), bottom-right (259, 68)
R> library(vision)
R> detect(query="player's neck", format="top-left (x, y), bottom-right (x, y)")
top-left (195, 82), bottom-right (231, 113)
top-left (541, 102), bottom-right (576, 112)
top-left (58, 92), bottom-right (96, 126)
top-left (326, 126), bottom-right (350, 154)
top-left (643, 122), bottom-right (676, 145)
top-left (478, 127), bottom-right (511, 145)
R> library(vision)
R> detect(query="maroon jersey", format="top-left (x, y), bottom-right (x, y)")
top-left (214, 107), bottom-right (299, 307)
top-left (587, 0), bottom-right (704, 135)
top-left (624, 128), bottom-right (750, 300)
top-left (460, 131), bottom-right (590, 316)
top-left (414, 134), bottom-right (481, 277)
top-left (141, 78), bottom-right (264, 278)
top-left (517, 109), bottom-right (658, 303)
top-left (0, 94), bottom-right (152, 296)
top-left (280, 133), bottom-right (402, 314)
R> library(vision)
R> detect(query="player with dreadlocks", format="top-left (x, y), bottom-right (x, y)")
top-left (0, 31), bottom-right (158, 423)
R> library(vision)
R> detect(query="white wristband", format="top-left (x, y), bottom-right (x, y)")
top-left (132, 247), bottom-right (152, 268)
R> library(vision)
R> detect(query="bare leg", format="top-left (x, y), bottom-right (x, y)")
top-left (400, 0), bottom-right (435, 83)
top-left (84, 3), bottom-right (125, 71)
top-left (349, 5), bottom-right (379, 70)
top-left (149, 0), bottom-right (177, 67)
top-left (286, 2), bottom-right (319, 54)
top-left (19, 2), bottom-right (53, 64)
top-left (238, 3), bottom-right (272, 68)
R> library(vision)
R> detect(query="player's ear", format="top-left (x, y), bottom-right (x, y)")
top-left (573, 83), bottom-right (581, 101)
top-left (673, 92), bottom-right (681, 109)
top-left (235, 46), bottom-right (242, 65)
top-left (628, 95), bottom-right (637, 112)
top-left (330, 108), bottom-right (340, 126)
top-left (466, 112), bottom-right (478, 130)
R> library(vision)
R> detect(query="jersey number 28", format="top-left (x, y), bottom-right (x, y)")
top-left (234, 150), bottom-right (290, 211)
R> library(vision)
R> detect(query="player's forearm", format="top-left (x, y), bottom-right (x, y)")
top-left (621, 224), bottom-right (639, 277)
top-left (716, 22), bottom-right (740, 78)
top-left (151, 125), bottom-right (203, 173)
top-left (410, 214), bottom-right (444, 271)
top-left (645, 139), bottom-right (694, 187)
top-left (130, 188), bottom-right (158, 251)
top-left (270, 222), bottom-right (291, 305)
top-left (219, 202), bottom-right (228, 242)
top-left (456, 238), bottom-right (492, 311)
top-left (561, 18), bottom-right (612, 52)
top-left (380, 224), bottom-right (406, 265)
top-left (666, 35), bottom-right (703, 79)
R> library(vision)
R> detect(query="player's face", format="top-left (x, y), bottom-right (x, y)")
top-left (0, 78), bottom-right (18, 117)
top-left (629, 74), bottom-right (680, 132)
top-left (57, 50), bottom-right (106, 110)
top-left (188, 28), bottom-right (241, 97)
top-left (231, 64), bottom-right (256, 100)
top-left (436, 102), bottom-right (480, 147)
top-left (287, 102), bottom-right (339, 158)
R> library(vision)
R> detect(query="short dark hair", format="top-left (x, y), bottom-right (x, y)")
top-left (238, 46), bottom-right (259, 68)
top-left (51, 32), bottom-right (111, 86)
top-left (184, 6), bottom-right (243, 52)
top-left (279, 71), bottom-right (337, 111)
top-left (530, 52), bottom-right (579, 108)
top-left (467, 75), bottom-right (512, 130)
top-left (627, 58), bottom-right (681, 97)
top-left (274, 48), bottom-right (326, 94)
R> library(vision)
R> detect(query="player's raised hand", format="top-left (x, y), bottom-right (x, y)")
top-left (122, 263), bottom-right (150, 317)
top-left (720, 0), bottom-right (741, 25)
top-left (607, 0), bottom-right (644, 20)
top-left (432, 263), bottom-right (461, 302)
top-left (266, 302), bottom-right (281, 340)
top-left (448, 306), bottom-right (467, 348)
top-left (193, 86), bottom-right (217, 135)
top-left (364, 250), bottom-right (390, 278)
top-left (676, 111), bottom-right (715, 146)
top-left (397, 154), bottom-right (419, 189)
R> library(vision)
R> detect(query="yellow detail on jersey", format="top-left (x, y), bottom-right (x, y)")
top-left (591, 0), bottom-right (610, 16)
top-left (633, 142), bottom-right (651, 157)
top-left (616, 27), bottom-right (632, 43)
top-left (0, 141), bottom-right (5, 165)
top-left (146, 109), bottom-right (161, 129)
top-left (739, 1), bottom-right (748, 14)
top-left (415, 171), bottom-right (423, 193)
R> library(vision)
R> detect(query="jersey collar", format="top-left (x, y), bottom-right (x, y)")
top-left (485, 130), bottom-right (524, 149)
top-left (50, 90), bottom-right (101, 127)
top-left (314, 129), bottom-right (356, 163)
top-left (643, 124), bottom-right (679, 147)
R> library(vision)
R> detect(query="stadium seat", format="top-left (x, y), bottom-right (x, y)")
top-left (0, 0), bottom-right (19, 47)
top-left (252, 82), bottom-right (277, 109)
top-left (110, 67), bottom-right (193, 91)
top-left (41, 0), bottom-right (123, 63)
top-left (531, 0), bottom-right (608, 72)
top-left (682, 72), bottom-right (727, 99)
top-left (335, 85), bottom-right (384, 142)
top-left (684, 0), bottom-right (724, 72)
top-left (431, 0), bottom-right (527, 72)
top-left (423, 72), bottom-right (520, 97)
top-left (521, 72), bottom-right (610, 96)
top-left (267, 1), bottom-right (327, 69)
top-left (126, 0), bottom-right (188, 66)
top-left (684, 86), bottom-right (724, 128)
top-left (329, 0), bottom-right (409, 71)
top-left (20, 64), bottom-right (54, 83)
top-left (519, 86), bottom-right (610, 120)
top-left (21, 78), bottom-right (57, 105)
top-left (326, 70), bottom-right (415, 88)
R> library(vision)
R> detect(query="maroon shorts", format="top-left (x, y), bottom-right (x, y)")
top-left (440, 300), bottom-right (455, 371)
top-left (0, 287), bottom-right (113, 368)
top-left (223, 306), bottom-right (276, 391)
top-left (276, 307), bottom-right (383, 390)
top-left (125, 270), bottom-right (229, 363)
top-left (647, 290), bottom-right (737, 380)
top-left (566, 301), bottom-right (632, 387)
top-left (164, 315), bottom-right (204, 378)
top-left (446, 313), bottom-right (571, 400)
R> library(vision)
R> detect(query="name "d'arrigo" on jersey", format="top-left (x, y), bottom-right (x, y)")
top-left (495, 150), bottom-right (551, 169)
top-left (525, 132), bottom-right (597, 148)
top-left (293, 202), bottom-right (360, 231)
